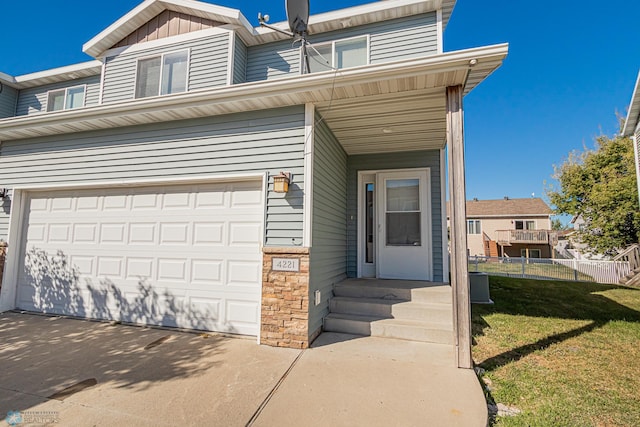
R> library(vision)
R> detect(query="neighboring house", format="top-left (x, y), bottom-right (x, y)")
top-left (449, 197), bottom-right (555, 258)
top-left (622, 70), bottom-right (640, 205)
top-left (0, 0), bottom-right (507, 367)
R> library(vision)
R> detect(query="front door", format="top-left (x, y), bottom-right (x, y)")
top-left (358, 169), bottom-right (432, 280)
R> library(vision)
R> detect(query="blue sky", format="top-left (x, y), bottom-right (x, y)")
top-left (1, 0), bottom-right (638, 204)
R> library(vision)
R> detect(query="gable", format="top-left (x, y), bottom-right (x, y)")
top-left (111, 10), bottom-right (222, 49)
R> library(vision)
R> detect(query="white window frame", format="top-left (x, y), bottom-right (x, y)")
top-left (134, 49), bottom-right (190, 98)
top-left (303, 35), bottom-right (370, 74)
top-left (46, 85), bottom-right (87, 112)
top-left (467, 219), bottom-right (481, 235)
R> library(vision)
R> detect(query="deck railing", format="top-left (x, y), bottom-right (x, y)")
top-left (469, 255), bottom-right (630, 284)
top-left (613, 243), bottom-right (640, 272)
top-left (495, 229), bottom-right (553, 244)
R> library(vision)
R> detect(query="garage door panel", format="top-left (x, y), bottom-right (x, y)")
top-left (228, 261), bottom-right (261, 287)
top-left (17, 180), bottom-right (264, 336)
top-left (193, 222), bottom-right (225, 246)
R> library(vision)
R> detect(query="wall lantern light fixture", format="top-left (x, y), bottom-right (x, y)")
top-left (273, 172), bottom-right (291, 193)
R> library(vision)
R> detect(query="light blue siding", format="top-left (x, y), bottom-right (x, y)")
top-left (346, 150), bottom-right (444, 281)
top-left (246, 13), bottom-right (437, 82)
top-left (15, 76), bottom-right (101, 117)
top-left (233, 35), bottom-right (247, 84)
top-left (102, 31), bottom-right (230, 104)
top-left (0, 106), bottom-right (306, 244)
top-left (309, 115), bottom-right (348, 335)
top-left (246, 40), bottom-right (301, 82)
top-left (0, 84), bottom-right (18, 118)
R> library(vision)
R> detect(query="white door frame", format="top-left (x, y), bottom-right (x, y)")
top-left (357, 168), bottom-right (433, 281)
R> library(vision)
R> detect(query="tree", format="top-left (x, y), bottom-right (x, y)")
top-left (551, 218), bottom-right (571, 231)
top-left (547, 133), bottom-right (640, 255)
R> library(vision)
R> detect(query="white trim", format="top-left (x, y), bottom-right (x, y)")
top-left (45, 84), bottom-right (87, 112)
top-left (101, 26), bottom-right (232, 59)
top-left (98, 59), bottom-right (107, 105)
top-left (303, 103), bottom-right (315, 247)
top-left (83, 0), bottom-right (253, 57)
top-left (13, 61), bottom-right (102, 85)
top-left (436, 9), bottom-right (444, 54)
top-left (0, 172), bottom-right (267, 315)
top-left (356, 167), bottom-right (434, 281)
top-left (376, 168), bottom-right (433, 281)
top-left (633, 133), bottom-right (640, 208)
top-left (440, 148), bottom-right (449, 282)
top-left (134, 48), bottom-right (190, 99)
top-left (12, 172), bottom-right (265, 192)
top-left (227, 33), bottom-right (236, 86)
top-left (0, 44), bottom-right (510, 141)
top-left (623, 71), bottom-right (640, 137)
top-left (257, 172), bottom-right (268, 345)
top-left (357, 171), bottom-right (377, 278)
top-left (305, 34), bottom-right (370, 74)
top-left (0, 189), bottom-right (25, 312)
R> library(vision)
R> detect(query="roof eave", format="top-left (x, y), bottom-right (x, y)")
top-left (0, 43), bottom-right (507, 142)
top-left (622, 70), bottom-right (640, 137)
top-left (83, 0), bottom-right (254, 58)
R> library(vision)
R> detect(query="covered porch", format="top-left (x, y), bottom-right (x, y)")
top-left (309, 44), bottom-right (508, 368)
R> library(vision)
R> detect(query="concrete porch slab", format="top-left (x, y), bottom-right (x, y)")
top-left (252, 332), bottom-right (488, 427)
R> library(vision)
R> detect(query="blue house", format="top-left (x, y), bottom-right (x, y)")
top-left (0, 0), bottom-right (507, 368)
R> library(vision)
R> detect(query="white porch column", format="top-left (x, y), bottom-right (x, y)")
top-left (446, 85), bottom-right (473, 369)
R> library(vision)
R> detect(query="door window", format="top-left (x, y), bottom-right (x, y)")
top-left (385, 179), bottom-right (421, 246)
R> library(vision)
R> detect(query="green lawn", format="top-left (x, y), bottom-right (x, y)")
top-left (472, 276), bottom-right (640, 426)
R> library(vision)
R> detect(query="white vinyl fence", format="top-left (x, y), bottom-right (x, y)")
top-left (468, 256), bottom-right (630, 285)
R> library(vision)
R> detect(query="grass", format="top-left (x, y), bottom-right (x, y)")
top-left (472, 276), bottom-right (640, 426)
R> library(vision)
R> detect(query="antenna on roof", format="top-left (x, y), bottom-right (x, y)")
top-left (259, 0), bottom-right (311, 74)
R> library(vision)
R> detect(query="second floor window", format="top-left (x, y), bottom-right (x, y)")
top-left (135, 50), bottom-right (189, 98)
top-left (515, 220), bottom-right (535, 230)
top-left (467, 220), bottom-right (481, 235)
top-left (307, 36), bottom-right (368, 74)
top-left (47, 86), bottom-right (85, 112)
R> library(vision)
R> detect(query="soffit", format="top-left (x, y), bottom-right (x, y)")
top-left (0, 44), bottom-right (508, 146)
top-left (622, 70), bottom-right (640, 137)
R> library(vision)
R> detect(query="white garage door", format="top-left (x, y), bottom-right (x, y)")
top-left (16, 181), bottom-right (264, 336)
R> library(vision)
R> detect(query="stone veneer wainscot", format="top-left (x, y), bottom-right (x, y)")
top-left (261, 247), bottom-right (310, 349)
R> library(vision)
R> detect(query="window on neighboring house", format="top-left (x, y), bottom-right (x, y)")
top-left (306, 36), bottom-right (368, 73)
top-left (467, 220), bottom-right (481, 235)
top-left (515, 220), bottom-right (536, 230)
top-left (135, 50), bottom-right (189, 98)
top-left (46, 86), bottom-right (86, 112)
top-left (521, 249), bottom-right (541, 258)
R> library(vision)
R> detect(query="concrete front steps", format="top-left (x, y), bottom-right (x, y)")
top-left (323, 279), bottom-right (454, 345)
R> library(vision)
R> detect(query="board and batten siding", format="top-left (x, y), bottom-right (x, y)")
top-left (233, 35), bottom-right (247, 85)
top-left (246, 13), bottom-right (437, 82)
top-left (309, 115), bottom-right (348, 335)
top-left (102, 31), bottom-right (230, 104)
top-left (15, 76), bottom-right (101, 117)
top-left (0, 85), bottom-right (18, 118)
top-left (0, 106), bottom-right (306, 245)
top-left (346, 150), bottom-right (444, 281)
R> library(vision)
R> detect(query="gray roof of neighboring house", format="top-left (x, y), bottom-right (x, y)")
top-left (447, 197), bottom-right (553, 218)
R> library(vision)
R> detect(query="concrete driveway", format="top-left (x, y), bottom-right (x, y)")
top-left (0, 312), bottom-right (487, 426)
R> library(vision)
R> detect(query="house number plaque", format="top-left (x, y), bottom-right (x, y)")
top-left (272, 258), bottom-right (300, 272)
